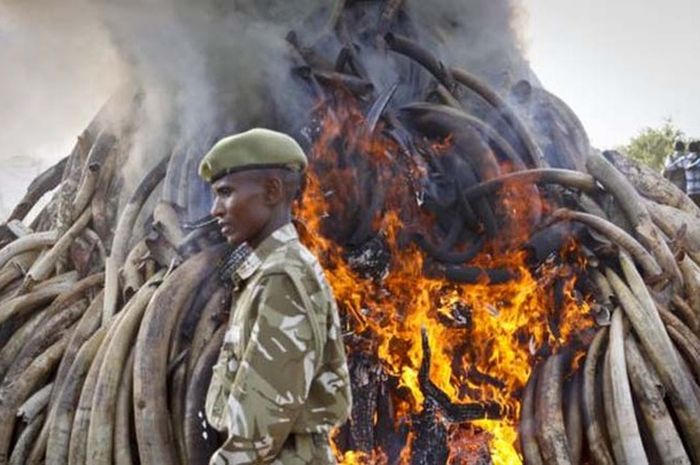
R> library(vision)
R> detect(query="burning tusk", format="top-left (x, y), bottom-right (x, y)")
top-left (452, 68), bottom-right (546, 169)
top-left (384, 32), bottom-right (458, 96)
top-left (519, 367), bottom-right (544, 465)
top-left (534, 353), bottom-right (572, 465)
top-left (462, 169), bottom-right (596, 201)
top-left (550, 209), bottom-right (662, 280)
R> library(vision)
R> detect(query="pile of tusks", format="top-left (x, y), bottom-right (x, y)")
top-left (2, 1), bottom-right (700, 463)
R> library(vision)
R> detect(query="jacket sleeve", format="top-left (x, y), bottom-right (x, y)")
top-left (209, 273), bottom-right (319, 465)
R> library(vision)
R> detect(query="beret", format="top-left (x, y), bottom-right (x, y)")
top-left (198, 128), bottom-right (308, 182)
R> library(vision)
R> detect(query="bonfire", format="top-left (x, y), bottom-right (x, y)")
top-left (1, 2), bottom-right (699, 465)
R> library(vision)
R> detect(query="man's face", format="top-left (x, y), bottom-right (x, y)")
top-left (210, 171), bottom-right (273, 246)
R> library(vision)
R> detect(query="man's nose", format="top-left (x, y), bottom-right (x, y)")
top-left (210, 198), bottom-right (223, 217)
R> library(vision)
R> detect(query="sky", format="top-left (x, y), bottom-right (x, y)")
top-left (525, 0), bottom-right (700, 148)
top-left (1, 0), bottom-right (699, 218)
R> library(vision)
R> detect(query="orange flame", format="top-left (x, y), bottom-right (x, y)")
top-left (296, 96), bottom-right (593, 464)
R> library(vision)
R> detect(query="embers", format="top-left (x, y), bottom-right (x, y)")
top-left (346, 235), bottom-right (392, 281)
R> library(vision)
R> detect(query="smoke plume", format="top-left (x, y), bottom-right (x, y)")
top-left (0, 0), bottom-right (531, 220)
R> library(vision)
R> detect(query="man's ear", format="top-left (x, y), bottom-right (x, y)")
top-left (263, 176), bottom-right (284, 205)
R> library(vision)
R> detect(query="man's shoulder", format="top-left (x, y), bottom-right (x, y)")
top-left (261, 239), bottom-right (317, 271)
top-left (259, 240), bottom-right (333, 302)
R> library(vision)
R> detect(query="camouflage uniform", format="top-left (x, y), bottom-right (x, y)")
top-left (205, 223), bottom-right (352, 464)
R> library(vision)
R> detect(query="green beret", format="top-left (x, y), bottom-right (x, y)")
top-left (198, 128), bottom-right (308, 182)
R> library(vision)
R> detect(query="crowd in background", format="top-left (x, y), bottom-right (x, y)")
top-left (663, 141), bottom-right (700, 205)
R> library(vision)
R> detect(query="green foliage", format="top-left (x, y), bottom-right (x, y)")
top-left (619, 120), bottom-right (685, 172)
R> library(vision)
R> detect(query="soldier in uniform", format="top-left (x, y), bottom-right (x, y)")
top-left (198, 128), bottom-right (352, 464)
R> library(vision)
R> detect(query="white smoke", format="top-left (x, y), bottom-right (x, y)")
top-left (0, 0), bottom-right (123, 219)
top-left (0, 0), bottom-right (533, 220)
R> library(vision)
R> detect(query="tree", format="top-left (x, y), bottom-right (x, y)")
top-left (619, 120), bottom-right (685, 172)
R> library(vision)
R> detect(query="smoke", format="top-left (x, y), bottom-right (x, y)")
top-left (0, 0), bottom-right (123, 219)
top-left (406, 0), bottom-right (532, 87)
top-left (0, 0), bottom-right (533, 220)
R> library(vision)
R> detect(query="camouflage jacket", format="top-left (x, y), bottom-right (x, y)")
top-left (205, 223), bottom-right (352, 464)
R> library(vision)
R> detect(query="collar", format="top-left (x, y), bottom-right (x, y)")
top-left (233, 223), bottom-right (299, 283)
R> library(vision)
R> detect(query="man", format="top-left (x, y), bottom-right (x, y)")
top-left (662, 140), bottom-right (687, 192)
top-left (685, 141), bottom-right (700, 205)
top-left (199, 128), bottom-right (352, 464)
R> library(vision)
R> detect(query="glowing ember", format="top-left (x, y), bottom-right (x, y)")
top-left (295, 96), bottom-right (593, 464)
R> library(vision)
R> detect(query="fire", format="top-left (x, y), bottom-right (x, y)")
top-left (295, 95), bottom-right (593, 464)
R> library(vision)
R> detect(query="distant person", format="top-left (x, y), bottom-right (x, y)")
top-left (663, 140), bottom-right (687, 192)
top-left (685, 141), bottom-right (700, 204)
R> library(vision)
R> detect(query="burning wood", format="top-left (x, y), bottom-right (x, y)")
top-left (1, 1), bottom-right (700, 464)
